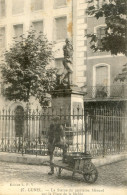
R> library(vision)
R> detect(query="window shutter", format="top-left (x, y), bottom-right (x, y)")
top-left (55, 0), bottom-right (66, 7)
top-left (0, 0), bottom-right (5, 17)
top-left (97, 27), bottom-right (106, 48)
top-left (97, 28), bottom-right (101, 48)
top-left (31, 0), bottom-right (43, 11)
top-left (32, 21), bottom-right (43, 34)
top-left (0, 27), bottom-right (5, 48)
top-left (14, 24), bottom-right (23, 41)
top-left (12, 0), bottom-right (24, 14)
top-left (55, 17), bottom-right (67, 40)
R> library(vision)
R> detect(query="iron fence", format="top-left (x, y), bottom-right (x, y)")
top-left (85, 107), bottom-right (127, 157)
top-left (0, 106), bottom-right (127, 157)
top-left (0, 107), bottom-right (85, 156)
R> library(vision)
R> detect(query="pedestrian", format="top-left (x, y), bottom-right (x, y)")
top-left (47, 116), bottom-right (68, 175)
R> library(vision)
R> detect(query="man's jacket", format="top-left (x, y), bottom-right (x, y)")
top-left (48, 123), bottom-right (65, 144)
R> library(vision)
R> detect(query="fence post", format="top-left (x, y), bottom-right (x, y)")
top-left (21, 111), bottom-right (24, 156)
top-left (118, 109), bottom-right (121, 153)
top-left (84, 109), bottom-right (88, 154)
top-left (102, 107), bottom-right (106, 157)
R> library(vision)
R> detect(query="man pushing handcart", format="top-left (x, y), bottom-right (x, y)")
top-left (47, 116), bottom-right (98, 183)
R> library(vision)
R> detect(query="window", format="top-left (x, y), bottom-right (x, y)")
top-left (32, 21), bottom-right (43, 34)
top-left (31, 0), bottom-right (43, 11)
top-left (54, 0), bottom-right (66, 7)
top-left (12, 0), bottom-right (24, 15)
top-left (96, 26), bottom-right (106, 49)
top-left (0, 0), bottom-right (5, 17)
top-left (0, 27), bottom-right (5, 48)
top-left (55, 59), bottom-right (64, 75)
top-left (96, 66), bottom-right (108, 86)
top-left (94, 0), bottom-right (109, 8)
top-left (94, 65), bottom-right (109, 97)
top-left (55, 17), bottom-right (67, 40)
top-left (13, 24), bottom-right (23, 41)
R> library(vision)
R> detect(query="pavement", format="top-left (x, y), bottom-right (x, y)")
top-left (0, 152), bottom-right (127, 195)
top-left (0, 151), bottom-right (127, 167)
top-left (0, 160), bottom-right (127, 195)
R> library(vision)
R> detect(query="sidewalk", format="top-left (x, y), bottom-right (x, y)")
top-left (0, 152), bottom-right (127, 167)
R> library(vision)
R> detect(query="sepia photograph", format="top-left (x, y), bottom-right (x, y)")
top-left (0, 0), bottom-right (127, 195)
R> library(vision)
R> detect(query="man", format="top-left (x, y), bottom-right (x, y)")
top-left (48, 116), bottom-right (67, 175)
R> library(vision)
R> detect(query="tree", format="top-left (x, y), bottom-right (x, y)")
top-left (1, 29), bottom-right (57, 106)
top-left (114, 63), bottom-right (127, 82)
top-left (87, 0), bottom-right (127, 81)
top-left (87, 0), bottom-right (126, 55)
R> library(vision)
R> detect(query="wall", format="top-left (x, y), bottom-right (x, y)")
top-left (87, 56), bottom-right (127, 87)
top-left (85, 14), bottom-right (127, 89)
top-left (0, 0), bottom-right (73, 109)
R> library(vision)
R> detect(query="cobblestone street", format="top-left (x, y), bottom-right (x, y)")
top-left (0, 159), bottom-right (127, 195)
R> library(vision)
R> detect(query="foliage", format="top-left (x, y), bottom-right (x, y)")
top-left (114, 63), bottom-right (127, 82)
top-left (1, 29), bottom-right (57, 106)
top-left (87, 0), bottom-right (127, 56)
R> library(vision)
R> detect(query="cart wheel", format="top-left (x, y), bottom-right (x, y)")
top-left (83, 162), bottom-right (98, 184)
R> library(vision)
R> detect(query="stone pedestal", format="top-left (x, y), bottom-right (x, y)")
top-left (51, 87), bottom-right (85, 152)
top-left (51, 86), bottom-right (84, 115)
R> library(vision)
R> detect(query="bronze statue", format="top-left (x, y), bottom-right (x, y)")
top-left (62, 38), bottom-right (73, 86)
top-left (56, 38), bottom-right (73, 88)
top-left (63, 38), bottom-right (73, 63)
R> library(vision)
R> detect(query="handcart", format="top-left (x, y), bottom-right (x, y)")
top-left (52, 152), bottom-right (98, 184)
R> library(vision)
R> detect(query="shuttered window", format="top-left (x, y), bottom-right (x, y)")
top-left (55, 17), bottom-right (67, 40)
top-left (55, 0), bottom-right (66, 7)
top-left (13, 24), bottom-right (23, 41)
top-left (32, 21), bottom-right (43, 34)
top-left (31, 0), bottom-right (43, 11)
top-left (12, 0), bottom-right (24, 15)
top-left (0, 27), bottom-right (5, 48)
top-left (95, 0), bottom-right (109, 8)
top-left (96, 27), bottom-right (106, 49)
top-left (0, 0), bottom-right (5, 17)
top-left (96, 66), bottom-right (108, 86)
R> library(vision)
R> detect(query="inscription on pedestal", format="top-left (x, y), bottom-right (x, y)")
top-left (72, 102), bottom-right (82, 114)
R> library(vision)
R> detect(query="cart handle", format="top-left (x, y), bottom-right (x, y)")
top-left (73, 157), bottom-right (92, 160)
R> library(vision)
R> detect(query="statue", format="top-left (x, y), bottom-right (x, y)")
top-left (58, 38), bottom-right (73, 87)
top-left (63, 38), bottom-right (73, 63)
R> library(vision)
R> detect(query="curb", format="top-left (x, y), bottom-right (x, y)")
top-left (0, 152), bottom-right (50, 165)
top-left (0, 152), bottom-right (127, 167)
top-left (93, 153), bottom-right (127, 167)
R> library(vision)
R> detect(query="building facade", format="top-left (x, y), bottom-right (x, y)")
top-left (84, 14), bottom-right (127, 109)
top-left (0, 0), bottom-right (126, 156)
top-left (0, 0), bottom-right (88, 109)
top-left (0, 0), bottom-right (126, 109)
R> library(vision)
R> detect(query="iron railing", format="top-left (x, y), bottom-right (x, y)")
top-left (84, 84), bottom-right (127, 99)
top-left (0, 106), bottom-right (127, 157)
top-left (0, 107), bottom-right (85, 156)
top-left (85, 107), bottom-right (127, 157)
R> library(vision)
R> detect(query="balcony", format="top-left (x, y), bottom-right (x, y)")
top-left (84, 84), bottom-right (127, 101)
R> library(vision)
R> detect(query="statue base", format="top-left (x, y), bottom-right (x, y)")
top-left (51, 86), bottom-right (84, 116)
top-left (51, 87), bottom-right (85, 151)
